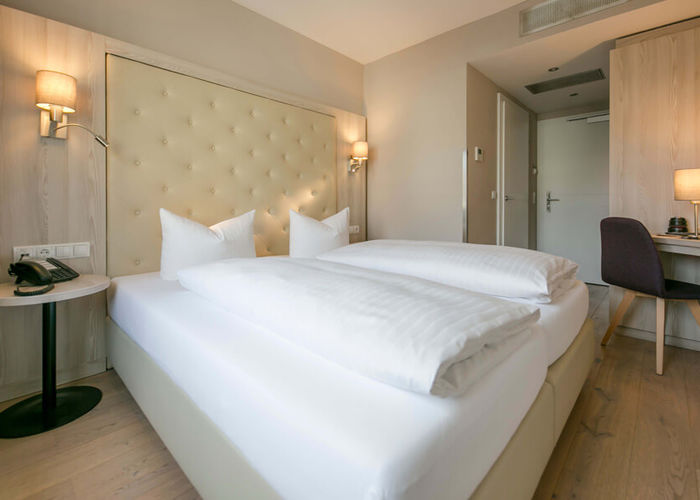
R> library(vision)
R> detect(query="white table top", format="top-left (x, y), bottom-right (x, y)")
top-left (653, 234), bottom-right (700, 257)
top-left (0, 274), bottom-right (110, 307)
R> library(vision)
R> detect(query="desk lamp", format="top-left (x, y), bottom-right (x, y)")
top-left (674, 168), bottom-right (700, 239)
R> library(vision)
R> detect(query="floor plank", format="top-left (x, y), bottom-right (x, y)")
top-left (625, 342), bottom-right (697, 499)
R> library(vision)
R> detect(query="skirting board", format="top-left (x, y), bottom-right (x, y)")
top-left (0, 358), bottom-right (106, 403)
top-left (615, 325), bottom-right (700, 352)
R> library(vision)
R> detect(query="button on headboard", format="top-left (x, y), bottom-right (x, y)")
top-left (106, 55), bottom-right (336, 276)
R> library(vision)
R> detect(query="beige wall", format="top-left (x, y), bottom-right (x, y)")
top-left (466, 65), bottom-right (537, 247)
top-left (0, 5), bottom-right (366, 402)
top-left (364, 0), bottom-right (692, 242)
top-left (0, 0), bottom-right (363, 115)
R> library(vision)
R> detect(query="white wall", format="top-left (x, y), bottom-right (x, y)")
top-left (0, 0), bottom-right (364, 114)
top-left (364, 0), bottom-right (693, 242)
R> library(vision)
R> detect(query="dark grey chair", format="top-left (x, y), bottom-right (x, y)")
top-left (600, 217), bottom-right (700, 374)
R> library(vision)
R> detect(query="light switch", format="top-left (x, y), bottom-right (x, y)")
top-left (491, 190), bottom-right (497, 200)
top-left (73, 243), bottom-right (90, 258)
top-left (55, 245), bottom-right (73, 258)
top-left (474, 147), bottom-right (484, 162)
top-left (349, 225), bottom-right (360, 234)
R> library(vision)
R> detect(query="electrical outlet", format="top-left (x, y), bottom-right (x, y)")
top-left (12, 241), bottom-right (90, 261)
top-left (12, 247), bottom-right (35, 261)
top-left (36, 246), bottom-right (54, 258)
top-left (349, 225), bottom-right (360, 234)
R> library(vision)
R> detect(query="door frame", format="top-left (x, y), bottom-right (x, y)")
top-left (497, 93), bottom-right (530, 246)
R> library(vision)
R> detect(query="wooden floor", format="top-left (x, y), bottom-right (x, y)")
top-left (0, 372), bottom-right (199, 499)
top-left (1, 284), bottom-right (700, 499)
top-left (534, 285), bottom-right (700, 500)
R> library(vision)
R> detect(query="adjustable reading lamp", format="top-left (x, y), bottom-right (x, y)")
top-left (35, 70), bottom-right (109, 147)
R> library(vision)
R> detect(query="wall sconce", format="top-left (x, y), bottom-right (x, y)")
top-left (36, 70), bottom-right (109, 147)
top-left (348, 141), bottom-right (368, 173)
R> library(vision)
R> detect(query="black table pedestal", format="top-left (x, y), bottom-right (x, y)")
top-left (0, 302), bottom-right (102, 439)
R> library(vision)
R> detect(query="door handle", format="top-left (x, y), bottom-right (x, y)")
top-left (504, 195), bottom-right (513, 202)
top-left (546, 191), bottom-right (560, 212)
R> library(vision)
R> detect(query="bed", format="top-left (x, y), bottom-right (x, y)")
top-left (104, 55), bottom-right (594, 499)
top-left (105, 275), bottom-right (593, 499)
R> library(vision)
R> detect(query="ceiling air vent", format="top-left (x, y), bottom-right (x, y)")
top-left (525, 69), bottom-right (606, 94)
top-left (520, 0), bottom-right (630, 36)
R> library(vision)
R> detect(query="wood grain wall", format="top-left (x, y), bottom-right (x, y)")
top-left (609, 20), bottom-right (700, 233)
top-left (609, 19), bottom-right (700, 349)
top-left (0, 7), bottom-right (107, 401)
top-left (0, 5), bottom-right (366, 402)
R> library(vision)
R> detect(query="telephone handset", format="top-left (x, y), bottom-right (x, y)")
top-left (8, 257), bottom-right (80, 296)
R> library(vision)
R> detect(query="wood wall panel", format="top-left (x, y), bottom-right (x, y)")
top-left (0, 7), bottom-right (107, 401)
top-left (0, 5), bottom-right (366, 401)
top-left (609, 20), bottom-right (700, 348)
top-left (610, 23), bottom-right (700, 233)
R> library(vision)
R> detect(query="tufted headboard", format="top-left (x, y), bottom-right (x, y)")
top-left (106, 55), bottom-right (337, 276)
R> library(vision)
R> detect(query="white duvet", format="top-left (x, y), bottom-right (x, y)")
top-left (318, 239), bottom-right (579, 303)
top-left (177, 257), bottom-right (539, 397)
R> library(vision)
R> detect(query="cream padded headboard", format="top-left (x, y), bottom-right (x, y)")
top-left (106, 55), bottom-right (336, 276)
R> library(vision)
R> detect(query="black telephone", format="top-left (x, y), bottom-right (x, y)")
top-left (8, 257), bottom-right (80, 296)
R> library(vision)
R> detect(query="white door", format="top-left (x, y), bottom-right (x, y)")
top-left (537, 114), bottom-right (609, 284)
top-left (497, 94), bottom-right (530, 248)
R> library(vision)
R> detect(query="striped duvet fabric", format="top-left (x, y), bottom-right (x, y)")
top-left (177, 257), bottom-right (540, 397)
top-left (318, 239), bottom-right (578, 303)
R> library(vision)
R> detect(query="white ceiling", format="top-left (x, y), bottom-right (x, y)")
top-left (233, 0), bottom-right (524, 64)
top-left (472, 0), bottom-right (700, 114)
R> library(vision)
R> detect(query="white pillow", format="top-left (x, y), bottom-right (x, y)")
top-left (318, 239), bottom-right (578, 303)
top-left (159, 208), bottom-right (256, 280)
top-left (289, 207), bottom-right (349, 258)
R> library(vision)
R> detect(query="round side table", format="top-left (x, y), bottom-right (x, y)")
top-left (0, 274), bottom-right (110, 438)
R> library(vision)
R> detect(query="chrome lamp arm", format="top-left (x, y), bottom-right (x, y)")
top-left (53, 123), bottom-right (109, 148)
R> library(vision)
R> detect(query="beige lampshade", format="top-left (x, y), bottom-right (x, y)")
top-left (352, 141), bottom-right (368, 160)
top-left (35, 70), bottom-right (77, 113)
top-left (674, 169), bottom-right (700, 201)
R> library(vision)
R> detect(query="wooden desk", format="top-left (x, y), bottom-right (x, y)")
top-left (652, 234), bottom-right (700, 256)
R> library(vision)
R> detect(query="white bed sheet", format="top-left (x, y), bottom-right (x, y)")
top-left (108, 272), bottom-right (548, 500)
top-left (504, 280), bottom-right (589, 366)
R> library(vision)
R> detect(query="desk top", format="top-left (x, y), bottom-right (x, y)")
top-left (0, 274), bottom-right (110, 307)
top-left (653, 234), bottom-right (700, 256)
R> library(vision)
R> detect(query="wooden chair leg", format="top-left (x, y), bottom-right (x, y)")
top-left (684, 299), bottom-right (700, 328)
top-left (656, 297), bottom-right (665, 375)
top-left (601, 289), bottom-right (635, 346)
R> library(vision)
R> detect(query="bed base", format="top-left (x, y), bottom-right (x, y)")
top-left (106, 317), bottom-right (594, 499)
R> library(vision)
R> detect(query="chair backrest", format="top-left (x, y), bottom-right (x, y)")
top-left (600, 217), bottom-right (666, 296)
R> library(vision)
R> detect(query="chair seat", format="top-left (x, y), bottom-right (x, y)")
top-left (663, 279), bottom-right (700, 300)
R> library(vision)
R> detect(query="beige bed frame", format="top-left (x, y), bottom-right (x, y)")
top-left (104, 54), bottom-right (595, 499)
top-left (106, 318), bottom-right (594, 499)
